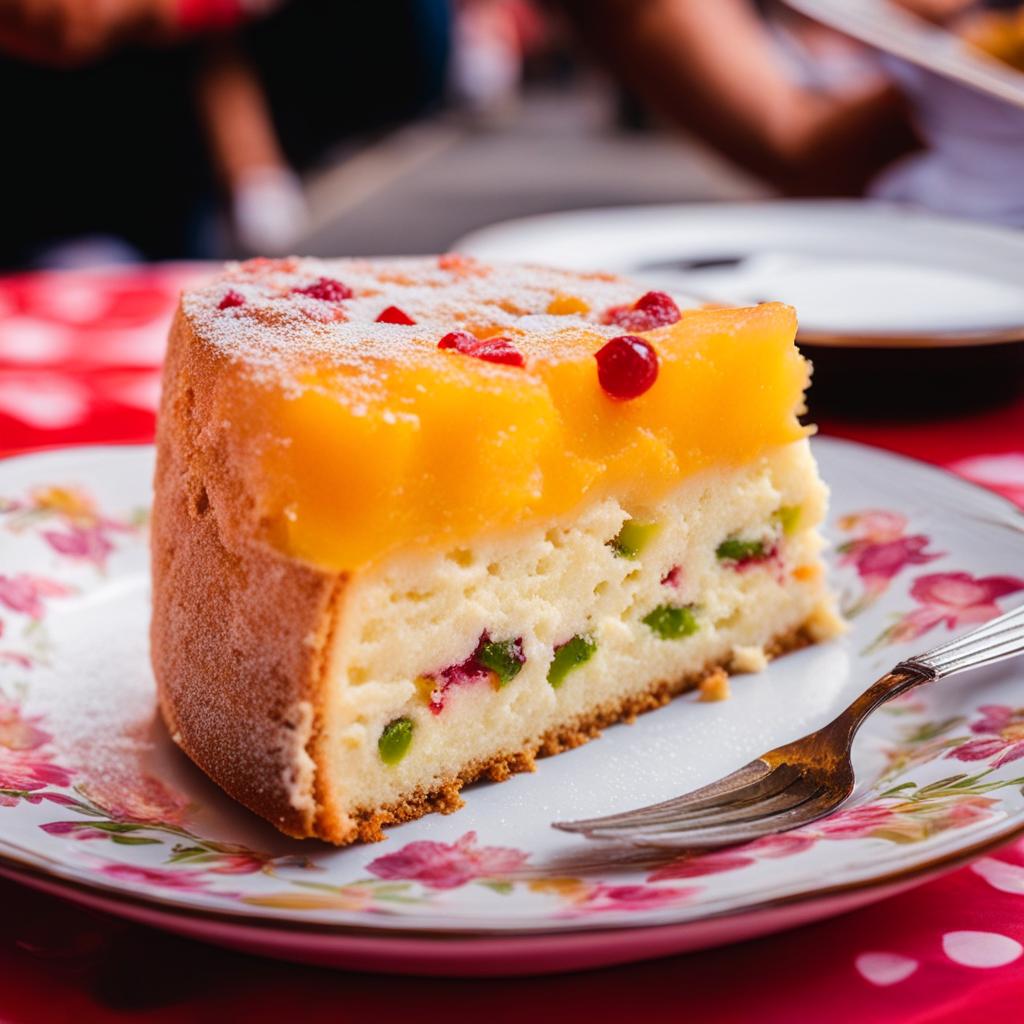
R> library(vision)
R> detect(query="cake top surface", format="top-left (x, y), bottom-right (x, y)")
top-left (182, 255), bottom-right (688, 398)
top-left (173, 256), bottom-right (809, 572)
top-left (186, 255), bottom-right (650, 341)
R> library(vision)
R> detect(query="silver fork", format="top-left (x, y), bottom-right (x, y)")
top-left (553, 602), bottom-right (1024, 849)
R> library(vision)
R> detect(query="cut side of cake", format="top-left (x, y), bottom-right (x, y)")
top-left (151, 255), bottom-right (840, 844)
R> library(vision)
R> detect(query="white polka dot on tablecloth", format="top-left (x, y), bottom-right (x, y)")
top-left (855, 951), bottom-right (919, 986)
top-left (0, 375), bottom-right (90, 429)
top-left (942, 930), bottom-right (1023, 968)
top-left (971, 857), bottom-right (1024, 895)
top-left (102, 370), bottom-right (163, 413)
top-left (0, 317), bottom-right (69, 363)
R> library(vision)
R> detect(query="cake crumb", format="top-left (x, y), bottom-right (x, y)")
top-left (806, 598), bottom-right (848, 641)
top-left (730, 644), bottom-right (768, 674)
top-left (699, 668), bottom-right (731, 702)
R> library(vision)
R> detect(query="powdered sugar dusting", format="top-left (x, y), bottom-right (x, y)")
top-left (27, 575), bottom-right (169, 808)
top-left (183, 256), bottom-right (693, 393)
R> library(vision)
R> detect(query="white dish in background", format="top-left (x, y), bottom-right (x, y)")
top-left (455, 200), bottom-right (1024, 340)
top-left (0, 441), bottom-right (1022, 974)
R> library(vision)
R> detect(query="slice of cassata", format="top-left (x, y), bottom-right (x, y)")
top-left (151, 255), bottom-right (839, 844)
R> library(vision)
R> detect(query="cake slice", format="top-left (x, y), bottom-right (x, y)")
top-left (151, 256), bottom-right (839, 844)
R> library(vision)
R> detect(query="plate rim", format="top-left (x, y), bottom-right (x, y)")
top-left (0, 437), bottom-right (1022, 942)
top-left (0, 807), bottom-right (1020, 944)
top-left (456, 199), bottom-right (1024, 345)
top-left (456, 198), bottom-right (1024, 265)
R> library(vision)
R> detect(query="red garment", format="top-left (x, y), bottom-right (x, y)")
top-left (1, 266), bottom-right (1023, 1022)
top-left (176, 0), bottom-right (248, 31)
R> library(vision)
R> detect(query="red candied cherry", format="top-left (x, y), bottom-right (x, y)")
top-left (634, 290), bottom-right (681, 324)
top-left (218, 289), bottom-right (245, 310)
top-left (438, 329), bottom-right (478, 353)
top-left (604, 290), bottom-right (681, 332)
top-left (376, 305), bottom-right (416, 325)
top-left (294, 277), bottom-right (353, 302)
top-left (595, 334), bottom-right (659, 399)
top-left (470, 337), bottom-right (526, 367)
top-left (426, 631), bottom-right (526, 714)
top-left (438, 330), bottom-right (525, 368)
top-left (661, 565), bottom-right (683, 588)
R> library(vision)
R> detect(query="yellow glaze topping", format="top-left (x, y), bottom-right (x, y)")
top-left (218, 302), bottom-right (808, 573)
top-left (546, 293), bottom-right (591, 316)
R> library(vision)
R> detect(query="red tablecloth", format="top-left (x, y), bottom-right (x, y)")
top-left (2, 266), bottom-right (1024, 1024)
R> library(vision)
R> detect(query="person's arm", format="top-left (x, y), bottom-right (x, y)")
top-left (558, 0), bottom-right (918, 195)
top-left (0, 0), bottom-right (275, 66)
top-left (195, 42), bottom-right (308, 253)
top-left (892, 0), bottom-right (976, 24)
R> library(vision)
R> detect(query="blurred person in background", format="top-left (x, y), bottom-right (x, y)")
top-left (0, 0), bottom-right (450, 268)
top-left (557, 0), bottom-right (918, 197)
top-left (448, 0), bottom-right (542, 116)
top-left (869, 0), bottom-right (1024, 225)
top-left (3, 0), bottom-right (1021, 274)
top-left (556, 0), bottom-right (1024, 223)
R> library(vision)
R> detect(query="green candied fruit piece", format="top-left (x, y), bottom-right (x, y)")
top-left (547, 634), bottom-right (597, 688)
top-left (773, 504), bottom-right (802, 536)
top-left (475, 637), bottom-right (525, 687)
top-left (642, 604), bottom-right (699, 640)
top-left (715, 537), bottom-right (767, 562)
top-left (610, 520), bottom-right (662, 559)
top-left (378, 718), bottom-right (414, 765)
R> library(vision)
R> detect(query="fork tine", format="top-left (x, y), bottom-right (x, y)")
top-left (664, 764), bottom-right (805, 821)
top-left (556, 758), bottom-right (807, 834)
top-left (587, 792), bottom-right (834, 848)
top-left (552, 759), bottom-right (773, 833)
top-left (581, 765), bottom-right (803, 831)
top-left (591, 765), bottom-right (806, 831)
top-left (582, 777), bottom-right (823, 836)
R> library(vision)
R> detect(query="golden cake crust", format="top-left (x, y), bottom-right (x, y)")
top-left (152, 308), bottom-right (343, 838)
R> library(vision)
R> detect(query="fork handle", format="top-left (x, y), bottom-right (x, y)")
top-left (831, 602), bottom-right (1024, 743)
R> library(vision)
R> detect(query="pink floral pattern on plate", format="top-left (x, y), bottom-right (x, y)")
top-left (0, 698), bottom-right (73, 807)
top-left (0, 575), bottom-right (72, 619)
top-left (836, 510), bottom-right (943, 616)
top-left (948, 705), bottom-right (1024, 768)
top-left (3, 484), bottom-right (144, 571)
top-left (558, 883), bottom-right (696, 916)
top-left (867, 572), bottom-right (1024, 652)
top-left (367, 831), bottom-right (528, 890)
top-left (0, 483), bottom-right (144, 667)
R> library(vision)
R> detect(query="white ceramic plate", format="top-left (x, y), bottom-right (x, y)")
top-left (0, 440), bottom-right (1022, 975)
top-left (455, 200), bottom-right (1024, 341)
